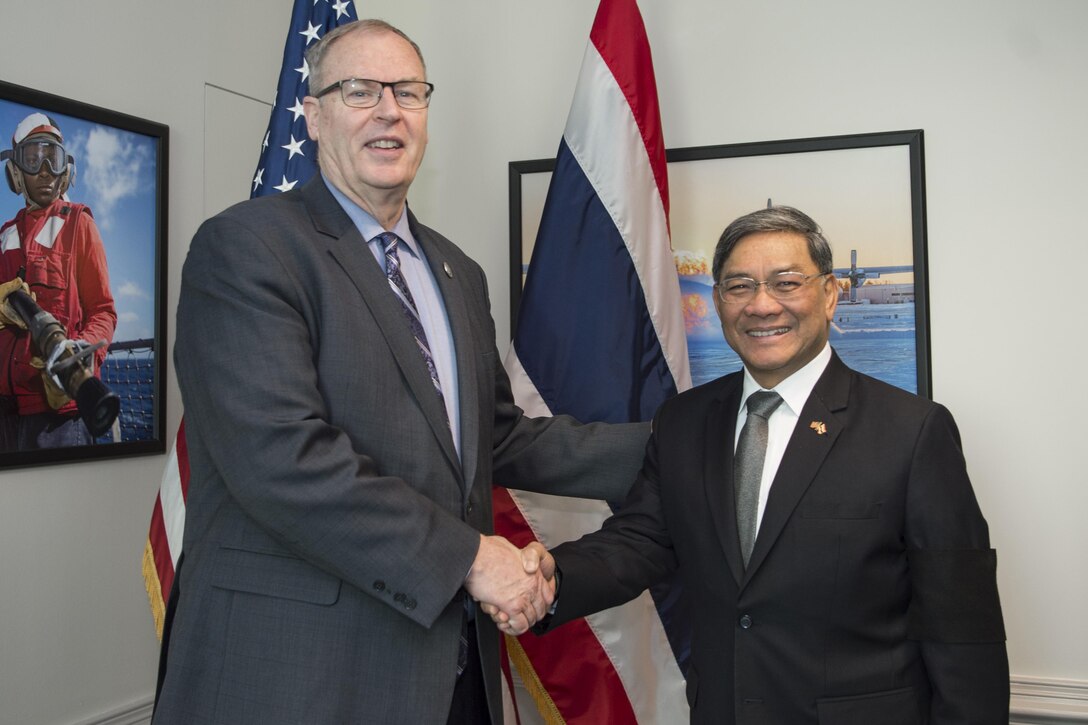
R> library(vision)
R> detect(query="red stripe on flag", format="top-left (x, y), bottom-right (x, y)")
top-left (148, 497), bottom-right (175, 603)
top-left (176, 418), bottom-right (190, 499)
top-left (589, 0), bottom-right (669, 220)
top-left (493, 487), bottom-right (638, 724)
top-left (146, 419), bottom-right (190, 630)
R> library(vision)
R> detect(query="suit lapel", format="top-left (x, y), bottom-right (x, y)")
top-left (411, 213), bottom-right (481, 493)
top-left (703, 375), bottom-right (746, 587)
top-left (303, 180), bottom-right (461, 477)
top-left (743, 353), bottom-right (851, 582)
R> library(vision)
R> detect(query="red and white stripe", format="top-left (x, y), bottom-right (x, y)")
top-left (142, 420), bottom-right (188, 638)
top-left (499, 0), bottom-right (689, 721)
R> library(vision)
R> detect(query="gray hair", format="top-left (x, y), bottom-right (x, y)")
top-left (306, 19), bottom-right (427, 94)
top-left (711, 205), bottom-right (833, 281)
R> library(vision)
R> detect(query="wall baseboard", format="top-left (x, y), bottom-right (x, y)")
top-left (70, 676), bottom-right (1088, 725)
top-left (1012, 676), bottom-right (1088, 724)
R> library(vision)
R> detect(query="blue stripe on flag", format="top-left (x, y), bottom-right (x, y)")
top-left (514, 140), bottom-right (677, 425)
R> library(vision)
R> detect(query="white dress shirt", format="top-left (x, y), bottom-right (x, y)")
top-left (734, 343), bottom-right (832, 534)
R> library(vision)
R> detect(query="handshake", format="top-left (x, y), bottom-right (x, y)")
top-left (464, 535), bottom-right (556, 636)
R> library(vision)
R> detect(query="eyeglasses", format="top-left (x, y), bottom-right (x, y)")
top-left (1, 139), bottom-right (72, 176)
top-left (312, 78), bottom-right (434, 110)
top-left (714, 272), bottom-right (831, 304)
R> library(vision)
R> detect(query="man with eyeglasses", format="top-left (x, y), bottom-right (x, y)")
top-left (152, 18), bottom-right (648, 725)
top-left (513, 206), bottom-right (1009, 723)
top-left (0, 113), bottom-right (116, 451)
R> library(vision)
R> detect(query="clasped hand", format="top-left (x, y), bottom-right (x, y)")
top-left (464, 536), bottom-right (554, 636)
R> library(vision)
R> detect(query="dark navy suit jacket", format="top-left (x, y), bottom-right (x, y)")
top-left (543, 352), bottom-right (1008, 724)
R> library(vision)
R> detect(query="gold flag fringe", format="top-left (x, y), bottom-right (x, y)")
top-left (505, 633), bottom-right (566, 724)
top-left (141, 539), bottom-right (166, 641)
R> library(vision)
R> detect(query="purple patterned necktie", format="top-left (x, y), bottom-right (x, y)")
top-left (377, 232), bottom-right (465, 674)
top-left (377, 232), bottom-right (448, 424)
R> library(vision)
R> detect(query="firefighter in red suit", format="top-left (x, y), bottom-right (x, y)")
top-left (0, 113), bottom-right (116, 451)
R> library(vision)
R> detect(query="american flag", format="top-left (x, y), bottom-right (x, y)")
top-left (252, 0), bottom-right (357, 197)
top-left (142, 0), bottom-right (357, 639)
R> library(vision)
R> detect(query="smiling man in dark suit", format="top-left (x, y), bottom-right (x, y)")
top-left (152, 19), bottom-right (647, 725)
top-left (518, 206), bottom-right (1009, 724)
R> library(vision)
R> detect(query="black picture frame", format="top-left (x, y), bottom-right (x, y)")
top-left (1, 79), bottom-right (168, 468)
top-left (509, 130), bottom-right (930, 399)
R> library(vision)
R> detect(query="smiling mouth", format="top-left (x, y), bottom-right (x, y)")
top-left (747, 327), bottom-right (789, 338)
top-left (367, 139), bottom-right (402, 149)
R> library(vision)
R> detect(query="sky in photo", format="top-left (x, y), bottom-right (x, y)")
top-left (0, 99), bottom-right (159, 344)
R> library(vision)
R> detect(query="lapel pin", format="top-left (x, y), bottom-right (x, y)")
top-left (809, 421), bottom-right (827, 435)
top-left (443, 261), bottom-right (453, 278)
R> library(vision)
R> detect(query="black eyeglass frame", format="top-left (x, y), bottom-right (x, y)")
top-left (312, 78), bottom-right (435, 109)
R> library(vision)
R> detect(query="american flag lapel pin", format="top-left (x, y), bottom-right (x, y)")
top-left (809, 421), bottom-right (827, 435)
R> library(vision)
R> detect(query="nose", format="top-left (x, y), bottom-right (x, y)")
top-left (372, 87), bottom-right (404, 119)
top-left (743, 283), bottom-right (783, 315)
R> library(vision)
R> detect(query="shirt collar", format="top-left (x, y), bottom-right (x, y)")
top-left (741, 343), bottom-right (832, 417)
top-left (322, 173), bottom-right (419, 258)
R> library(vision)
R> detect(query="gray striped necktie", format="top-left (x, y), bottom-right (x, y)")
top-left (734, 390), bottom-right (784, 568)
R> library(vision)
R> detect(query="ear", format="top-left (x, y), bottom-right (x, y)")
top-left (711, 281), bottom-right (727, 326)
top-left (4, 161), bottom-right (22, 195)
top-left (302, 96), bottom-right (322, 143)
top-left (822, 274), bottom-right (839, 320)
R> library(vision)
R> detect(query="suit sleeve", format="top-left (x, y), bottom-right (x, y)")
top-left (905, 404), bottom-right (1009, 723)
top-left (471, 263), bottom-right (650, 504)
top-left (175, 214), bottom-right (480, 629)
top-left (536, 412), bottom-right (677, 629)
top-left (490, 371), bottom-right (650, 503)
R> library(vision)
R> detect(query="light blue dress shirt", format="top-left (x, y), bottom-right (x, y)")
top-left (324, 176), bottom-right (461, 459)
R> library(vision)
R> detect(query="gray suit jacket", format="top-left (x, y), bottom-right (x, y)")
top-left (153, 177), bottom-right (648, 724)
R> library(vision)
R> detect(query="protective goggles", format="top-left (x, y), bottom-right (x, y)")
top-left (2, 138), bottom-right (73, 176)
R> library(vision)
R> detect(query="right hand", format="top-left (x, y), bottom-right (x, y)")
top-left (465, 535), bottom-right (556, 635)
top-left (479, 541), bottom-right (555, 634)
top-left (520, 541), bottom-right (555, 581)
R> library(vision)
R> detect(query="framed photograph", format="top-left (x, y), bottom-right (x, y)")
top-left (1, 79), bottom-right (168, 468)
top-left (509, 130), bottom-right (930, 398)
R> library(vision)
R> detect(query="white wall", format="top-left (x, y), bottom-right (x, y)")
top-left (376, 0), bottom-right (1088, 687)
top-left (1, 0), bottom-right (1085, 723)
top-left (0, 1), bottom-right (286, 723)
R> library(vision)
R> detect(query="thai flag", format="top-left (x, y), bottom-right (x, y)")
top-left (495, 0), bottom-right (691, 721)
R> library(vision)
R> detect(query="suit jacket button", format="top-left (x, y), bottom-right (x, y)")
top-left (373, 580), bottom-right (386, 593)
top-left (405, 598), bottom-right (417, 610)
top-left (739, 614), bottom-right (753, 629)
top-left (466, 503), bottom-right (474, 514)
